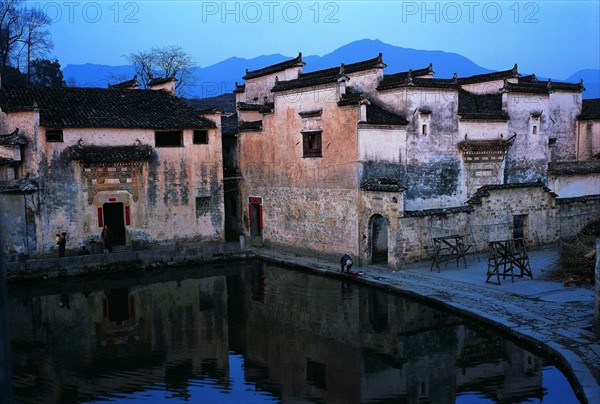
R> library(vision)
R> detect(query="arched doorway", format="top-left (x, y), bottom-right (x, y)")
top-left (371, 214), bottom-right (388, 264)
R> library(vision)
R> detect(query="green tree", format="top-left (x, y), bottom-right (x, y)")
top-left (29, 59), bottom-right (65, 87)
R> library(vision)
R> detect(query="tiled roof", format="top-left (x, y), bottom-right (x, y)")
top-left (237, 102), bottom-right (274, 113)
top-left (458, 64), bottom-right (520, 84)
top-left (501, 79), bottom-right (584, 94)
top-left (467, 181), bottom-right (557, 205)
top-left (238, 120), bottom-right (262, 131)
top-left (221, 114), bottom-right (238, 137)
top-left (403, 206), bottom-right (473, 217)
top-left (0, 128), bottom-right (28, 145)
top-left (458, 134), bottom-right (516, 153)
top-left (378, 74), bottom-right (458, 91)
top-left (272, 71), bottom-right (347, 92)
top-left (68, 142), bottom-right (154, 163)
top-left (301, 53), bottom-right (386, 81)
top-left (233, 82), bottom-right (245, 93)
top-left (148, 76), bottom-right (176, 86)
top-left (579, 98), bottom-right (600, 120)
top-left (365, 102), bottom-right (408, 125)
top-left (272, 54), bottom-right (385, 93)
top-left (556, 194), bottom-right (600, 204)
top-left (337, 91), bottom-right (363, 107)
top-left (0, 85), bottom-right (215, 129)
top-left (243, 53), bottom-right (305, 80)
top-left (0, 175), bottom-right (39, 193)
top-left (108, 75), bottom-right (140, 89)
top-left (548, 160), bottom-right (600, 175)
top-left (361, 177), bottom-right (405, 192)
top-left (458, 90), bottom-right (508, 120)
top-left (0, 157), bottom-right (16, 165)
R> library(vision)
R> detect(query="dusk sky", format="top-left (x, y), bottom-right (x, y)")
top-left (35, 0), bottom-right (600, 80)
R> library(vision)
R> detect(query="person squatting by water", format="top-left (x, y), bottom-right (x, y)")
top-left (340, 254), bottom-right (353, 274)
top-left (58, 232), bottom-right (67, 257)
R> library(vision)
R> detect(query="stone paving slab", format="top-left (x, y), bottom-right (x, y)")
top-left (253, 247), bottom-right (600, 404)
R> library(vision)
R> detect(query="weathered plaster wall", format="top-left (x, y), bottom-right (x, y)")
top-left (359, 190), bottom-right (403, 267)
top-left (548, 91), bottom-right (581, 161)
top-left (376, 87), bottom-right (465, 209)
top-left (238, 83), bottom-right (362, 258)
top-left (577, 119), bottom-right (600, 160)
top-left (549, 174), bottom-right (600, 198)
top-left (239, 65), bottom-right (302, 104)
top-left (241, 185), bottom-right (360, 259)
top-left (504, 93), bottom-right (549, 183)
top-left (2, 119), bottom-right (224, 254)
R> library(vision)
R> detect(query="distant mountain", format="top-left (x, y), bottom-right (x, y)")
top-left (566, 69), bottom-right (600, 99)
top-left (62, 39), bottom-right (599, 99)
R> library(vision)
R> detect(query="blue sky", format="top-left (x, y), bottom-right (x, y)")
top-left (36, 0), bottom-right (600, 80)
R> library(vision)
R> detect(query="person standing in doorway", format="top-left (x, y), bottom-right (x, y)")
top-left (340, 254), bottom-right (353, 274)
top-left (58, 232), bottom-right (67, 257)
top-left (101, 225), bottom-right (112, 252)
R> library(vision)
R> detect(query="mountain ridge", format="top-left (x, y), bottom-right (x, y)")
top-left (62, 39), bottom-right (599, 99)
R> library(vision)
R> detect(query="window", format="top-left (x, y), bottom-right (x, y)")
top-left (422, 124), bottom-right (428, 135)
top-left (196, 196), bottom-right (211, 216)
top-left (302, 131), bottom-right (322, 158)
top-left (46, 129), bottom-right (63, 142)
top-left (193, 130), bottom-right (209, 144)
top-left (532, 125), bottom-right (537, 135)
top-left (155, 130), bottom-right (183, 147)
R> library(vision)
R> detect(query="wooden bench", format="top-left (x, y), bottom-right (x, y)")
top-left (486, 238), bottom-right (533, 285)
top-left (430, 235), bottom-right (472, 272)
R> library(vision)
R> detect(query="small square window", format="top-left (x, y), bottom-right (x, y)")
top-left (196, 196), bottom-right (211, 216)
top-left (193, 130), bottom-right (209, 144)
top-left (302, 131), bottom-right (322, 158)
top-left (46, 129), bottom-right (63, 142)
top-left (155, 130), bottom-right (183, 147)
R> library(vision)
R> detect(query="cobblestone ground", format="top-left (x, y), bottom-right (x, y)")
top-left (253, 247), bottom-right (600, 404)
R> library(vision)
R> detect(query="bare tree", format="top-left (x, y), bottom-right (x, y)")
top-left (0, 0), bottom-right (25, 70)
top-left (18, 7), bottom-right (52, 83)
top-left (127, 45), bottom-right (195, 95)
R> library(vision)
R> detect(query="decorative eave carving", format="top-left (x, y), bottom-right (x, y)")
top-left (458, 134), bottom-right (516, 163)
top-left (0, 128), bottom-right (28, 146)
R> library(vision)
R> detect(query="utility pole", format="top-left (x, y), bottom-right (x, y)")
top-left (0, 215), bottom-right (14, 404)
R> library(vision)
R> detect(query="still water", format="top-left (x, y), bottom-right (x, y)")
top-left (7, 261), bottom-right (580, 403)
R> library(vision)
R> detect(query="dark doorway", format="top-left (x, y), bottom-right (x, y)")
top-left (372, 215), bottom-right (388, 264)
top-left (103, 202), bottom-right (126, 246)
top-left (249, 201), bottom-right (262, 239)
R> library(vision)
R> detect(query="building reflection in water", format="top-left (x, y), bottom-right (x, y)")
top-left (8, 261), bottom-right (577, 403)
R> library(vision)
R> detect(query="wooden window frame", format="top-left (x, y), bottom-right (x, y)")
top-left (302, 130), bottom-right (322, 158)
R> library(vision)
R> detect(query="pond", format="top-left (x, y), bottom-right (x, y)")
top-left (7, 260), bottom-right (580, 403)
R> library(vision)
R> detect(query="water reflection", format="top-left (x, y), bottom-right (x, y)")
top-left (8, 261), bottom-right (578, 403)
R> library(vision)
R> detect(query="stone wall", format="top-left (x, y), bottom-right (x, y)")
top-left (595, 239), bottom-right (600, 338)
top-left (556, 195), bottom-right (600, 240)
